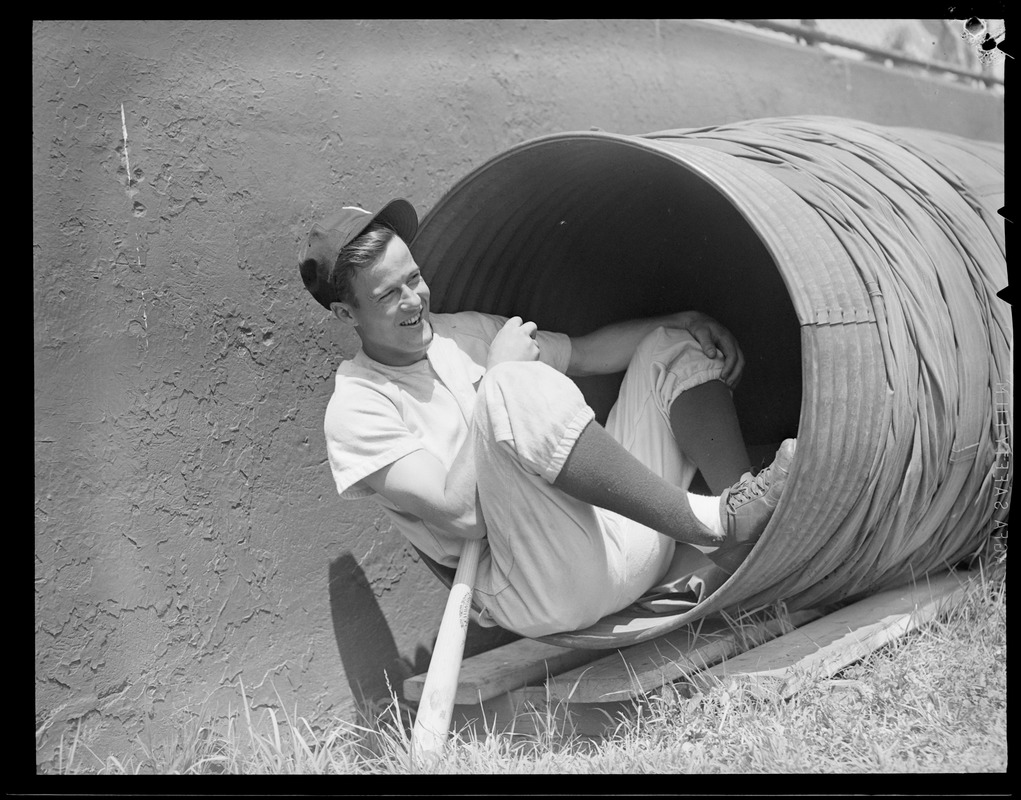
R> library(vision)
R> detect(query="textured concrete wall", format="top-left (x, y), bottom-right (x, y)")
top-left (33, 19), bottom-right (1002, 766)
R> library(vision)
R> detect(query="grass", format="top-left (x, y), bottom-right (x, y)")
top-left (38, 564), bottom-right (1006, 775)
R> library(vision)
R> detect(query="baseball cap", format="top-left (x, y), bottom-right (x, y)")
top-left (299, 198), bottom-right (419, 309)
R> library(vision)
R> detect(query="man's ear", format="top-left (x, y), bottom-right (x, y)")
top-left (330, 301), bottom-right (357, 325)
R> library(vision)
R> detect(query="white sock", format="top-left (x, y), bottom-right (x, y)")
top-left (687, 492), bottom-right (724, 552)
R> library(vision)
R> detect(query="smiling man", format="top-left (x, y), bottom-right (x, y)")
top-left (299, 199), bottom-right (795, 638)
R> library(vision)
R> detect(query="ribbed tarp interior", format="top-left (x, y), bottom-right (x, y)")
top-left (410, 116), bottom-right (1010, 648)
top-left (415, 138), bottom-right (803, 448)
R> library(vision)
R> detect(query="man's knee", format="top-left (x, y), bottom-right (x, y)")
top-left (629, 326), bottom-right (728, 406)
top-left (478, 361), bottom-right (585, 427)
top-left (483, 360), bottom-right (544, 387)
top-left (628, 324), bottom-right (718, 375)
top-left (481, 360), bottom-right (574, 405)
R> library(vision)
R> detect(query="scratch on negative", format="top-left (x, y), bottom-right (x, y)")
top-left (120, 103), bottom-right (131, 182)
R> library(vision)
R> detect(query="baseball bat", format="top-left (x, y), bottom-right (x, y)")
top-left (410, 536), bottom-right (484, 764)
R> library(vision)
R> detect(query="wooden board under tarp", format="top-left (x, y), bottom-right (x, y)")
top-left (404, 570), bottom-right (975, 737)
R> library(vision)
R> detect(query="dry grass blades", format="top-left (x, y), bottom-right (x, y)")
top-left (39, 565), bottom-right (1006, 774)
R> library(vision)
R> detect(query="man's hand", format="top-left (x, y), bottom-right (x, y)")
top-left (487, 316), bottom-right (540, 369)
top-left (671, 311), bottom-right (745, 389)
top-left (568, 311), bottom-right (746, 381)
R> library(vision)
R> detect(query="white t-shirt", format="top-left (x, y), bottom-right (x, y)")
top-left (324, 311), bottom-right (572, 568)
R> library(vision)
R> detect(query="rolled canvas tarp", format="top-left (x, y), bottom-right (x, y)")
top-left (409, 116), bottom-right (1010, 649)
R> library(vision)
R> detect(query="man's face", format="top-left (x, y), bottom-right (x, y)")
top-left (333, 236), bottom-right (433, 366)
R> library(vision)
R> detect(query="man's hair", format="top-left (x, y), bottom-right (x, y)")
top-left (328, 222), bottom-right (399, 308)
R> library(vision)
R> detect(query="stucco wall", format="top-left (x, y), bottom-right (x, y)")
top-left (33, 19), bottom-right (1003, 767)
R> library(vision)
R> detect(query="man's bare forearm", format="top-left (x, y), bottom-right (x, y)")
top-left (567, 312), bottom-right (696, 377)
top-left (362, 437), bottom-right (486, 542)
top-left (441, 434), bottom-right (487, 540)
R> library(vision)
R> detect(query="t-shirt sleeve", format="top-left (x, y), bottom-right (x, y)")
top-left (324, 381), bottom-right (424, 499)
top-left (535, 329), bottom-right (572, 374)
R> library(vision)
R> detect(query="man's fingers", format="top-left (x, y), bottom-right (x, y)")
top-left (691, 326), bottom-right (718, 359)
top-left (707, 331), bottom-right (743, 385)
top-left (684, 315), bottom-right (743, 388)
top-left (718, 339), bottom-right (736, 376)
top-left (503, 316), bottom-right (537, 337)
top-left (722, 344), bottom-right (746, 387)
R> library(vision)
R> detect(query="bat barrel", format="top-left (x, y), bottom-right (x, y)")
top-left (410, 537), bottom-right (484, 763)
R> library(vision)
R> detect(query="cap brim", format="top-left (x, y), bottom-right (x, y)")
top-left (372, 198), bottom-right (419, 244)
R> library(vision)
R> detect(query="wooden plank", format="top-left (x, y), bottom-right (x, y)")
top-left (403, 637), bottom-right (612, 705)
top-left (406, 569), bottom-right (975, 739)
top-left (694, 570), bottom-right (973, 697)
top-left (448, 687), bottom-right (639, 739)
top-left (544, 608), bottom-right (824, 703)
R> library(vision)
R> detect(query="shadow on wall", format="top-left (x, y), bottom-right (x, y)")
top-left (328, 553), bottom-right (431, 711)
top-left (329, 552), bottom-right (525, 712)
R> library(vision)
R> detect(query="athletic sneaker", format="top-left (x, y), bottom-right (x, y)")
top-left (705, 438), bottom-right (796, 576)
top-left (719, 438), bottom-right (797, 546)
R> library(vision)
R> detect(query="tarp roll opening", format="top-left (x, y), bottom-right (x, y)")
top-left (409, 116), bottom-right (1010, 649)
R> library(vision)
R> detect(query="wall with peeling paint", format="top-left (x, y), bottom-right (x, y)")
top-left (33, 19), bottom-right (1003, 766)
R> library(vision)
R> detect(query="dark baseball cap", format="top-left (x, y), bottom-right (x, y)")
top-left (299, 198), bottom-right (419, 309)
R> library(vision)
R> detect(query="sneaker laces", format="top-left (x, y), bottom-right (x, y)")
top-left (728, 466), bottom-right (774, 506)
